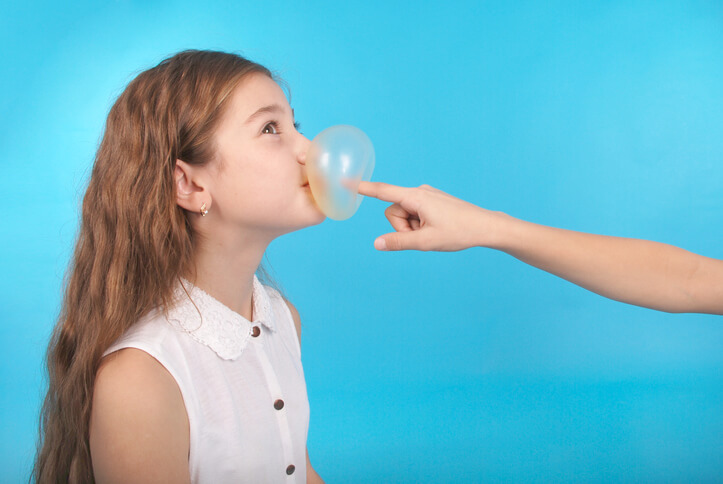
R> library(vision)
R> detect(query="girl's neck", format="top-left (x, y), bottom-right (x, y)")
top-left (187, 232), bottom-right (270, 321)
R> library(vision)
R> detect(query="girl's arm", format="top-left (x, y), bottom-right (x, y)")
top-left (358, 181), bottom-right (723, 314)
top-left (90, 348), bottom-right (191, 483)
top-left (306, 449), bottom-right (324, 484)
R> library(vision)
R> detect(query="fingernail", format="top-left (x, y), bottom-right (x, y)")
top-left (374, 238), bottom-right (387, 250)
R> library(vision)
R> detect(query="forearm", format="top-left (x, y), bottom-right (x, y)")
top-left (485, 214), bottom-right (723, 314)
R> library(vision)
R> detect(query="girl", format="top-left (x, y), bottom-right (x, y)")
top-left (34, 50), bottom-right (325, 483)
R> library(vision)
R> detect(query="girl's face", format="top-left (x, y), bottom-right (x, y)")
top-left (206, 73), bottom-right (325, 237)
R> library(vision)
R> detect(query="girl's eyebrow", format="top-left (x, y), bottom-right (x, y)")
top-left (244, 104), bottom-right (285, 124)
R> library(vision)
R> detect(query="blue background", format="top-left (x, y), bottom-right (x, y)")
top-left (2, 1), bottom-right (722, 482)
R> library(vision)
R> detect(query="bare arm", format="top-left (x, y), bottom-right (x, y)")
top-left (358, 181), bottom-right (723, 314)
top-left (305, 449), bottom-right (325, 484)
top-left (285, 301), bottom-right (326, 484)
top-left (497, 216), bottom-right (723, 314)
top-left (90, 348), bottom-right (191, 484)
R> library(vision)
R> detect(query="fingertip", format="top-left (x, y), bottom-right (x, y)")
top-left (374, 237), bottom-right (387, 251)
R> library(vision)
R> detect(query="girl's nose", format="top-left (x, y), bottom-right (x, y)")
top-left (297, 135), bottom-right (310, 165)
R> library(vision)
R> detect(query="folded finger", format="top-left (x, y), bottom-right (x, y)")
top-left (385, 203), bottom-right (414, 232)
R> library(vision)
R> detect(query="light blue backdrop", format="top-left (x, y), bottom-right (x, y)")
top-left (2, 1), bottom-right (722, 482)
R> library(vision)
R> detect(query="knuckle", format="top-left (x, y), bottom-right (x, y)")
top-left (386, 237), bottom-right (400, 251)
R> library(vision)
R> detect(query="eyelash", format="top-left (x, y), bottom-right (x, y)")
top-left (262, 120), bottom-right (301, 135)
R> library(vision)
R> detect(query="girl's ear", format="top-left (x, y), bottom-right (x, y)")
top-left (174, 159), bottom-right (211, 214)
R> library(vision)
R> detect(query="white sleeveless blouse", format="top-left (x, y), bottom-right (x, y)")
top-left (104, 276), bottom-right (309, 483)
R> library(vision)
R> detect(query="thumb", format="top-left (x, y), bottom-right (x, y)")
top-left (374, 231), bottom-right (425, 251)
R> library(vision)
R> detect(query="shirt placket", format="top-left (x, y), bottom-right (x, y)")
top-left (249, 322), bottom-right (299, 482)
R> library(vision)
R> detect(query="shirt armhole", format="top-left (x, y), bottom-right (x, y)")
top-left (281, 299), bottom-right (303, 358)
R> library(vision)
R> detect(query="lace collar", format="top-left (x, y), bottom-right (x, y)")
top-left (165, 275), bottom-right (276, 360)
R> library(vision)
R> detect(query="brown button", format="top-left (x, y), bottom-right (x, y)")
top-left (286, 465), bottom-right (295, 475)
top-left (251, 326), bottom-right (261, 337)
top-left (274, 399), bottom-right (284, 410)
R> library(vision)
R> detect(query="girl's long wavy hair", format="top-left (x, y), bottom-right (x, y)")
top-left (34, 50), bottom-right (272, 483)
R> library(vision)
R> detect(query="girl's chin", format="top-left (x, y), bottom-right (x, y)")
top-left (299, 211), bottom-right (327, 229)
top-left (276, 211), bottom-right (326, 235)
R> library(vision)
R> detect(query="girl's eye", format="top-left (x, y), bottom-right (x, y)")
top-left (262, 122), bottom-right (279, 135)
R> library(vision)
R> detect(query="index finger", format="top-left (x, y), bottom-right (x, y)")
top-left (357, 181), bottom-right (411, 203)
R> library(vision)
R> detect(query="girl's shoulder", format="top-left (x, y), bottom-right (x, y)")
top-left (103, 306), bottom-right (178, 358)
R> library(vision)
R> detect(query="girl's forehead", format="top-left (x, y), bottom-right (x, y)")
top-left (229, 74), bottom-right (289, 117)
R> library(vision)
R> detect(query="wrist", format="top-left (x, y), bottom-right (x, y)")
top-left (475, 210), bottom-right (518, 251)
